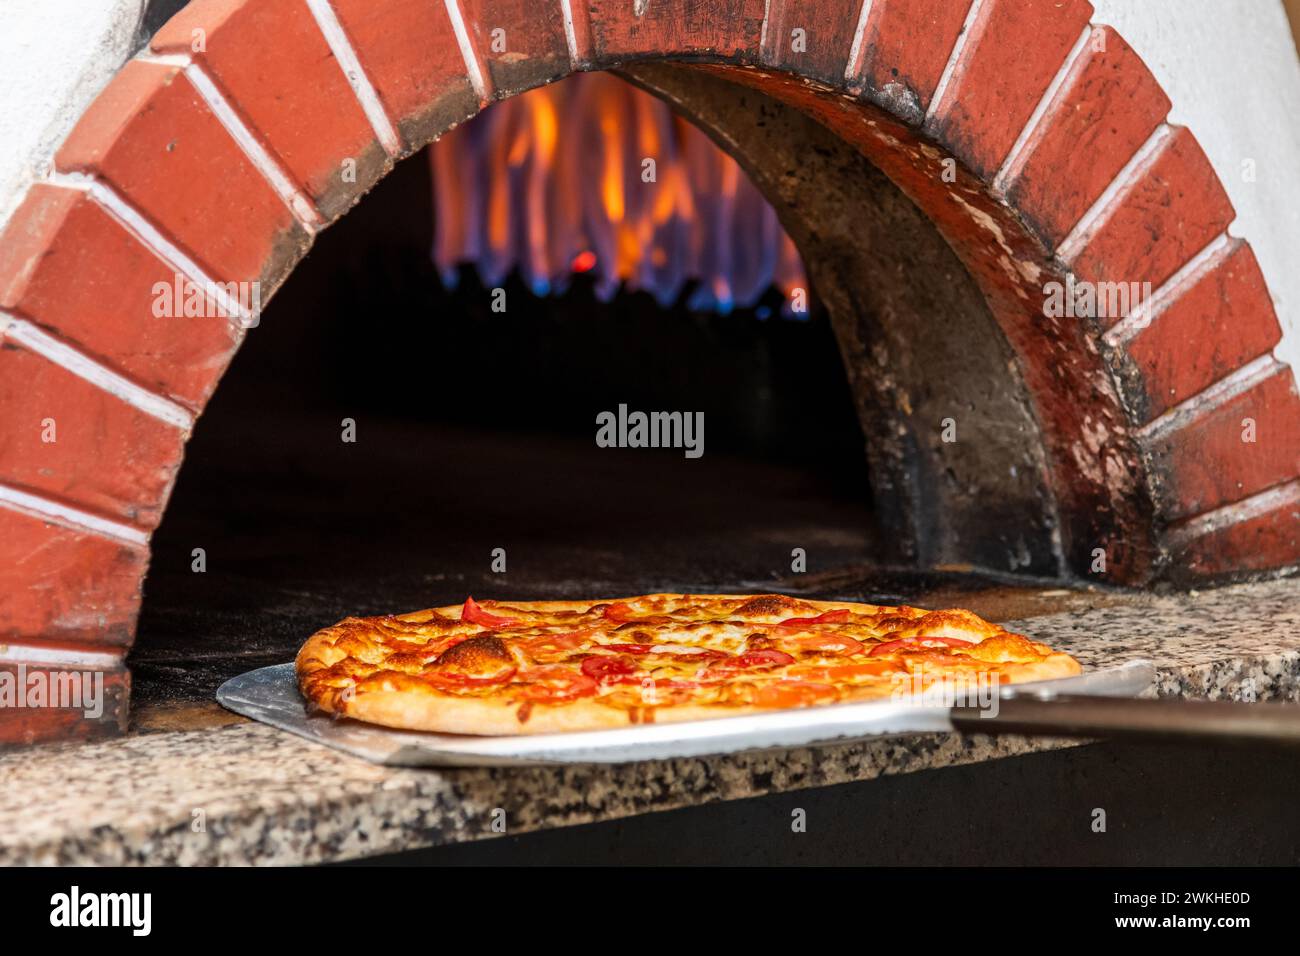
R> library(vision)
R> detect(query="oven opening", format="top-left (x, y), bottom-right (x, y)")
top-left (127, 69), bottom-right (1121, 713)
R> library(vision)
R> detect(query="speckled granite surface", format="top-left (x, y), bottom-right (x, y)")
top-left (1, 578), bottom-right (1296, 865)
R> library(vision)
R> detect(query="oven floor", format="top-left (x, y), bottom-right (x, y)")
top-left (128, 414), bottom-right (1135, 730)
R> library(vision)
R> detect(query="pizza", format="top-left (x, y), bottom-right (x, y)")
top-left (295, 593), bottom-right (1082, 735)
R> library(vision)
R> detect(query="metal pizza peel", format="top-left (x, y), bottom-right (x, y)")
top-left (212, 659), bottom-right (1300, 767)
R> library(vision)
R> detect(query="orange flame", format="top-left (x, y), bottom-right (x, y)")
top-left (430, 72), bottom-right (808, 314)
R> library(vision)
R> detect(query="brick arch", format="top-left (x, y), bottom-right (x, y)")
top-left (0, 0), bottom-right (1296, 741)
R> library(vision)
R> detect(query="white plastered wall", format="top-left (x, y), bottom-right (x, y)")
top-left (0, 0), bottom-right (1298, 373)
top-left (0, 0), bottom-right (147, 228)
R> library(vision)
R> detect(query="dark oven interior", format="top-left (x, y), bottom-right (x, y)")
top-left (128, 69), bottom-right (1128, 717)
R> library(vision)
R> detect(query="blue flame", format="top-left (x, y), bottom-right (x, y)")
top-left (429, 72), bottom-right (808, 317)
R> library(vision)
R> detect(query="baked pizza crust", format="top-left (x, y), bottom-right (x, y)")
top-left (296, 593), bottom-right (1082, 735)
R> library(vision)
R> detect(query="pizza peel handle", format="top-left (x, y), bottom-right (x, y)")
top-left (951, 694), bottom-right (1300, 748)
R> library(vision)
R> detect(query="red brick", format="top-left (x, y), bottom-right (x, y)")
top-left (1166, 482), bottom-right (1300, 580)
top-left (151, 0), bottom-right (387, 221)
top-left (587, 0), bottom-right (767, 62)
top-left (331, 0), bottom-right (480, 149)
top-left (1146, 365), bottom-right (1300, 522)
top-left (1069, 127), bottom-right (1234, 296)
top-left (927, 0), bottom-right (1094, 180)
top-left (0, 184), bottom-right (240, 412)
top-left (762, 0), bottom-right (865, 87)
top-left (0, 337), bottom-right (186, 529)
top-left (460, 0), bottom-right (571, 95)
top-left (1124, 242), bottom-right (1281, 422)
top-left (852, 0), bottom-right (975, 121)
top-left (55, 60), bottom-right (308, 291)
top-left (0, 657), bottom-right (130, 746)
top-left (1005, 27), bottom-right (1171, 248)
top-left (0, 508), bottom-right (145, 646)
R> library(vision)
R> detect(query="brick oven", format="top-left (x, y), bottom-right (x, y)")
top-left (0, 0), bottom-right (1297, 759)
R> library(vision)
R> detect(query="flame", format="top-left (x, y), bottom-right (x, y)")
top-left (430, 72), bottom-right (808, 315)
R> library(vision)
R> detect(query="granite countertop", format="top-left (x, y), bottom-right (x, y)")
top-left (1, 578), bottom-right (1297, 866)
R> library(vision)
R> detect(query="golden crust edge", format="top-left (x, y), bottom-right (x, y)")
top-left (301, 659), bottom-right (1085, 737)
top-left (414, 593), bottom-right (910, 618)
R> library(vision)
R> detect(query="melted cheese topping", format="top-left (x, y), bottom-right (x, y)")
top-left (299, 592), bottom-right (1070, 720)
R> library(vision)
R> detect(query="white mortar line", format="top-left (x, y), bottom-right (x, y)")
top-left (140, 51), bottom-right (190, 68)
top-left (0, 311), bottom-right (193, 430)
top-left (1056, 123), bottom-right (1174, 265)
top-left (1165, 479), bottom-right (1300, 550)
top-left (1136, 354), bottom-right (1281, 445)
top-left (0, 481), bottom-right (149, 547)
top-left (48, 171), bottom-right (253, 328)
top-left (759, 0), bottom-right (772, 57)
top-left (443, 0), bottom-right (491, 104)
top-left (842, 0), bottom-right (875, 82)
top-left (991, 24), bottom-right (1094, 197)
top-left (923, 0), bottom-right (985, 125)
top-left (559, 0), bottom-right (583, 68)
top-left (140, 52), bottom-right (322, 232)
top-left (304, 0), bottom-right (402, 157)
top-left (1104, 232), bottom-right (1236, 348)
top-left (0, 644), bottom-right (125, 669)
